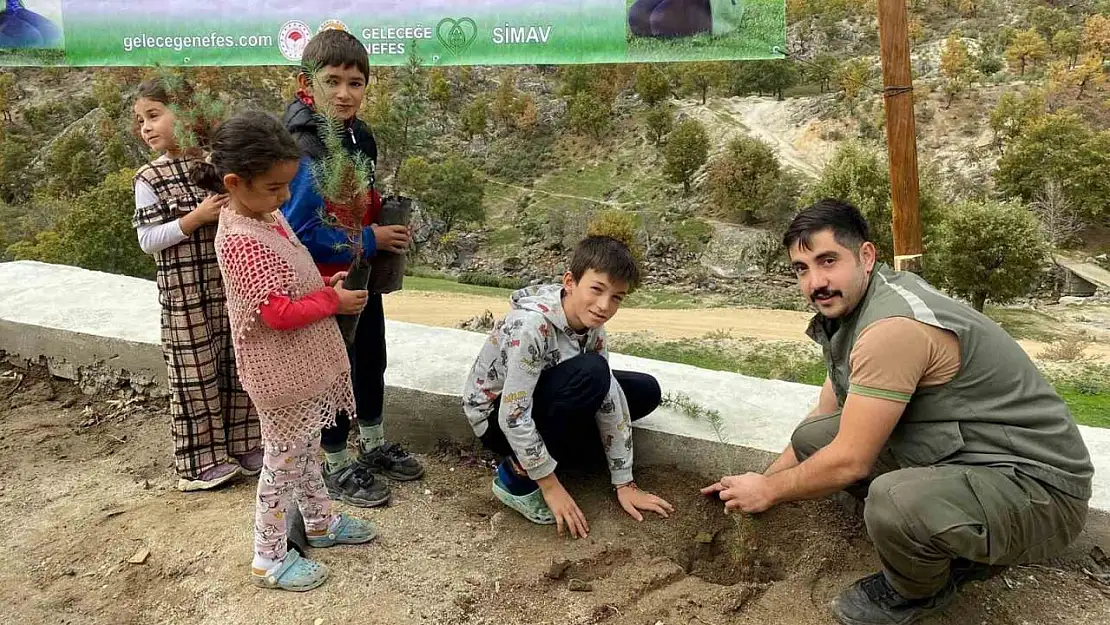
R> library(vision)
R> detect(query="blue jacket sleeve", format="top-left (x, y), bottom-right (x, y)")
top-left (280, 158), bottom-right (377, 263)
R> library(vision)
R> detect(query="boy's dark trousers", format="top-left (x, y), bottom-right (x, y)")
top-left (479, 352), bottom-right (662, 471)
top-left (321, 294), bottom-right (386, 453)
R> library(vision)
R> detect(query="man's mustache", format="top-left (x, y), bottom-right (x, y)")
top-left (811, 288), bottom-right (842, 302)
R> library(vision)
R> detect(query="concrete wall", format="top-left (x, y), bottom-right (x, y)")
top-left (1, 260), bottom-right (1107, 513)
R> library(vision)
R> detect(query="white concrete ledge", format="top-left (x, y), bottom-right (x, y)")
top-left (1, 260), bottom-right (1107, 513)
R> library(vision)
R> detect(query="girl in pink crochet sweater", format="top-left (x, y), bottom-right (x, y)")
top-left (192, 110), bottom-right (377, 592)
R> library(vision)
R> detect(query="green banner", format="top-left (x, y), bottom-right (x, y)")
top-left (1, 0), bottom-right (785, 67)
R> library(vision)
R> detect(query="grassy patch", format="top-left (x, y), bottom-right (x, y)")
top-left (624, 289), bottom-right (708, 309)
top-left (403, 275), bottom-right (514, 299)
top-left (1056, 388), bottom-right (1110, 429)
top-left (616, 337), bottom-right (1110, 430)
top-left (613, 338), bottom-right (827, 386)
top-left (1044, 364), bottom-right (1110, 429)
top-left (984, 306), bottom-right (1067, 342)
top-left (0, 48), bottom-right (65, 66)
top-left (625, 0), bottom-right (786, 62)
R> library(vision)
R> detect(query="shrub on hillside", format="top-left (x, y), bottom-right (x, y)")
top-left (458, 271), bottom-right (526, 290)
top-left (706, 135), bottom-right (783, 225)
top-left (932, 199), bottom-right (1048, 312)
top-left (662, 119), bottom-right (709, 195)
top-left (7, 169), bottom-right (155, 278)
top-left (587, 210), bottom-right (643, 261)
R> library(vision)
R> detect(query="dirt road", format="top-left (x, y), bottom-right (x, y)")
top-left (3, 368), bottom-right (1109, 625)
top-left (384, 291), bottom-right (1110, 363)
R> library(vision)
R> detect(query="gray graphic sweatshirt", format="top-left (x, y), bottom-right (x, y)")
top-left (461, 285), bottom-right (634, 485)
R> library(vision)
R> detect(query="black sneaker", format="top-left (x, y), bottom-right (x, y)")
top-left (831, 572), bottom-right (956, 625)
top-left (323, 462), bottom-right (391, 507)
top-left (357, 441), bottom-right (425, 481)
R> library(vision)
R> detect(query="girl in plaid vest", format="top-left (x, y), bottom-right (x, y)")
top-left (195, 111), bottom-right (377, 592)
top-left (131, 78), bottom-right (261, 491)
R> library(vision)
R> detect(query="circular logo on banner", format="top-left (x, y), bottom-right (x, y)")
top-left (278, 20), bottom-right (312, 61)
top-left (318, 19), bottom-right (349, 33)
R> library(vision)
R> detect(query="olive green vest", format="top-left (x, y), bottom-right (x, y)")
top-left (806, 264), bottom-right (1093, 500)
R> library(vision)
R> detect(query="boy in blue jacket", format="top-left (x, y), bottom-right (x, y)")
top-left (281, 28), bottom-right (425, 509)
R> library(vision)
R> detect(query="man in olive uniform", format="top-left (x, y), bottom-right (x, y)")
top-left (702, 199), bottom-right (1093, 625)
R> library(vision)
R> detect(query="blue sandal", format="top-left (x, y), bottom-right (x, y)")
top-left (306, 514), bottom-right (378, 548)
top-left (492, 477), bottom-right (556, 525)
top-left (250, 550), bottom-right (328, 592)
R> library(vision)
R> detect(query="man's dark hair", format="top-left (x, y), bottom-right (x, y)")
top-left (569, 236), bottom-right (641, 291)
top-left (782, 198), bottom-right (871, 252)
top-left (300, 29), bottom-right (370, 81)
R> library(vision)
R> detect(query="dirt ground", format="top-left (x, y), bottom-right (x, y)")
top-left (3, 365), bottom-right (1110, 625)
top-left (384, 291), bottom-right (1110, 363)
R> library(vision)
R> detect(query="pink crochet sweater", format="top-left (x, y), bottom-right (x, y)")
top-left (214, 209), bottom-right (355, 444)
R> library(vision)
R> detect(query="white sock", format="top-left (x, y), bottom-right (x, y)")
top-left (252, 554), bottom-right (281, 572)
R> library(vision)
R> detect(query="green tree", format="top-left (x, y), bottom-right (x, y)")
top-left (558, 65), bottom-right (595, 98)
top-left (92, 73), bottom-right (123, 118)
top-left (940, 32), bottom-right (976, 108)
top-left (1006, 28), bottom-right (1050, 76)
top-left (1029, 6), bottom-right (1072, 40)
top-left (728, 62), bottom-right (763, 95)
top-left (761, 60), bottom-right (800, 100)
top-left (428, 68), bottom-right (452, 114)
top-left (0, 73), bottom-right (15, 124)
top-left (566, 91), bottom-right (611, 140)
top-left (461, 97), bottom-right (489, 140)
top-left (988, 89), bottom-right (1045, 148)
top-left (809, 142), bottom-right (943, 262)
top-left (516, 94), bottom-right (538, 134)
top-left (363, 82), bottom-right (401, 169)
top-left (995, 112), bottom-right (1110, 220)
top-left (396, 156), bottom-right (432, 199)
top-left (399, 154), bottom-right (485, 236)
top-left (8, 170), bottom-right (156, 278)
top-left (806, 54), bottom-right (841, 93)
top-left (706, 135), bottom-right (782, 224)
top-left (837, 58), bottom-right (874, 102)
top-left (1052, 29), bottom-right (1083, 68)
top-left (491, 70), bottom-right (523, 130)
top-left (933, 200), bottom-right (1048, 312)
top-left (46, 132), bottom-right (103, 198)
top-left (644, 104), bottom-right (674, 145)
top-left (388, 49), bottom-right (429, 181)
top-left (977, 52), bottom-right (1005, 77)
top-left (680, 62), bottom-right (727, 105)
top-left (662, 119), bottom-right (709, 195)
top-left (634, 65), bottom-right (671, 106)
top-left (0, 132), bottom-right (31, 203)
top-left (102, 134), bottom-right (131, 172)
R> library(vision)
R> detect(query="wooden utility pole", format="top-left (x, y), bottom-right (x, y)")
top-left (876, 0), bottom-right (923, 273)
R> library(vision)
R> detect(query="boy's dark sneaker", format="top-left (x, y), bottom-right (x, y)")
top-left (323, 463), bottom-right (391, 508)
top-left (357, 441), bottom-right (425, 481)
top-left (831, 571), bottom-right (955, 625)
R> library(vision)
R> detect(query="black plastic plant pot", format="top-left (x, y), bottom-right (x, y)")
top-left (337, 256), bottom-right (372, 345)
top-left (368, 195), bottom-right (412, 295)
